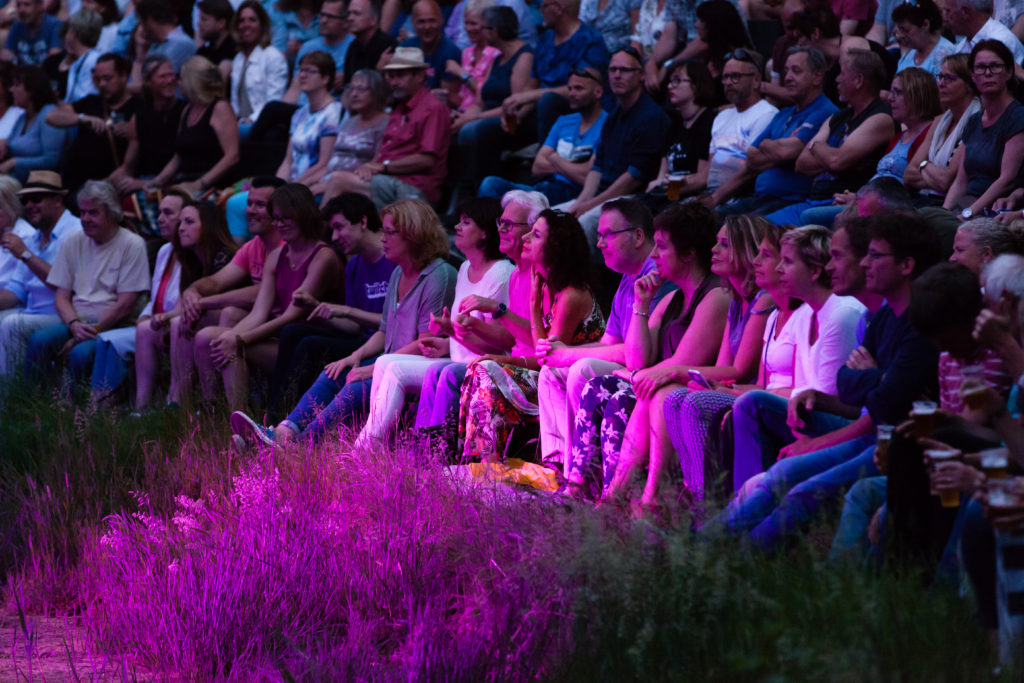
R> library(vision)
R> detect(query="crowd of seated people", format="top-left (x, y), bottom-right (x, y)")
top-left (5, 0), bottom-right (1024, 664)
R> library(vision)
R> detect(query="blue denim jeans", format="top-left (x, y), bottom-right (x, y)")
top-left (477, 175), bottom-right (580, 205)
top-left (25, 323), bottom-right (97, 386)
top-left (828, 475), bottom-right (887, 566)
top-left (731, 390), bottom-right (852, 490)
top-left (721, 439), bottom-right (877, 552)
top-left (90, 336), bottom-right (129, 393)
top-left (797, 204), bottom-right (844, 228)
top-left (764, 198), bottom-right (833, 225)
top-left (282, 357), bottom-right (376, 441)
top-left (414, 361), bottom-right (468, 428)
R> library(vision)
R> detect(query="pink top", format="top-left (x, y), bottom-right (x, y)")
top-left (231, 236), bottom-right (283, 283)
top-left (273, 242), bottom-right (330, 316)
top-left (458, 44), bottom-right (500, 110)
top-left (506, 265), bottom-right (533, 357)
top-left (378, 87), bottom-right (452, 203)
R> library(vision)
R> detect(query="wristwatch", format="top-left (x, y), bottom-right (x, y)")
top-left (18, 250), bottom-right (32, 262)
top-left (919, 159), bottom-right (929, 170)
top-left (382, 159), bottom-right (391, 175)
top-left (493, 303), bottom-right (508, 319)
top-left (961, 207), bottom-right (973, 220)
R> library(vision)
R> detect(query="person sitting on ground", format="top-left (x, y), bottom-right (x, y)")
top-left (46, 53), bottom-right (141, 193)
top-left (565, 203), bottom-right (730, 500)
top-left (266, 193), bottom-right (396, 415)
top-left (353, 197), bottom-right (513, 448)
top-left (536, 198), bottom-right (676, 474)
top-left (413, 189), bottom-right (549, 449)
top-left (558, 47), bottom-right (670, 253)
top-left (170, 176), bottom-right (285, 406)
top-left (477, 65), bottom-right (602, 206)
top-left (0, 172), bottom-right (82, 375)
top-left (604, 215), bottom-right (776, 516)
top-left (1, 0), bottom-right (62, 66)
top-left (904, 54), bottom-right (981, 208)
top-left (275, 51), bottom-right (342, 187)
top-left (231, 198), bottom-right (456, 448)
top-left (943, 41), bottom-right (1024, 221)
top-left (229, 0), bottom-right (288, 136)
top-left (91, 196), bottom-right (236, 407)
top-left (194, 184), bottom-right (341, 410)
top-left (108, 55), bottom-right (186, 195)
top-left (148, 55), bottom-right (240, 197)
top-left (764, 48), bottom-right (896, 225)
top-left (892, 0), bottom-right (955, 78)
top-left (25, 180), bottom-right (149, 387)
top-left (709, 46), bottom-right (838, 217)
top-left (0, 65), bottom-right (68, 183)
top-left (458, 208), bottom-right (604, 462)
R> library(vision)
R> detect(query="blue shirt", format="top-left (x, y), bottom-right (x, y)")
top-left (5, 14), bottom-right (62, 65)
top-left (593, 92), bottom-right (671, 188)
top-left (5, 211), bottom-right (82, 316)
top-left (836, 304), bottom-right (939, 426)
top-left (606, 255), bottom-right (675, 340)
top-left (147, 26), bottom-right (197, 73)
top-left (298, 35), bottom-right (355, 74)
top-left (541, 110), bottom-right (608, 189)
top-left (532, 22), bottom-right (608, 88)
top-left (401, 35), bottom-right (462, 90)
top-left (753, 93), bottom-right (838, 201)
top-left (346, 251), bottom-right (398, 338)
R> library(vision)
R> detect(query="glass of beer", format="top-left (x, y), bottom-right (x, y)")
top-left (980, 447), bottom-right (1009, 479)
top-left (504, 111), bottom-right (519, 135)
top-left (926, 448), bottom-right (961, 508)
top-left (987, 478), bottom-right (1018, 509)
top-left (960, 364), bottom-right (987, 411)
top-left (911, 400), bottom-right (938, 439)
top-left (875, 424), bottom-right (894, 474)
top-left (666, 172), bottom-right (688, 201)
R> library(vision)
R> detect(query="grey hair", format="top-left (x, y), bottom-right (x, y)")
top-left (786, 45), bottom-right (828, 74)
top-left (501, 190), bottom-right (549, 224)
top-left (957, 0), bottom-right (993, 12)
top-left (67, 9), bottom-right (103, 48)
top-left (465, 0), bottom-right (496, 16)
top-left (0, 176), bottom-right (22, 220)
top-left (77, 180), bottom-right (123, 223)
top-left (959, 217), bottom-right (1024, 257)
top-left (981, 253), bottom-right (1024, 301)
top-left (351, 68), bottom-right (389, 111)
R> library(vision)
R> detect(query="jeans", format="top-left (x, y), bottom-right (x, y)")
top-left (90, 336), bottom-right (129, 393)
top-left (797, 204), bottom-right (844, 228)
top-left (369, 175), bottom-right (427, 209)
top-left (0, 311), bottom-right (60, 376)
top-left (25, 323), bottom-right (97, 386)
top-left (722, 439), bottom-right (876, 552)
top-left (731, 390), bottom-right (852, 490)
top-left (764, 198), bottom-right (833, 225)
top-left (456, 116), bottom-right (535, 188)
top-left (828, 475), bottom-right (887, 566)
top-left (414, 361), bottom-right (468, 428)
top-left (268, 322), bottom-right (363, 418)
top-left (716, 195), bottom-right (796, 217)
top-left (281, 356), bottom-right (376, 441)
top-left (477, 175), bottom-right (580, 205)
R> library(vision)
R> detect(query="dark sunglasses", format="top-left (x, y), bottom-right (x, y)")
top-left (570, 67), bottom-right (603, 83)
top-left (724, 48), bottom-right (754, 63)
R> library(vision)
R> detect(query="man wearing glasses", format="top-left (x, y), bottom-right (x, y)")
top-left (708, 46), bottom-right (838, 216)
top-left (480, 66), bottom-right (608, 205)
top-left (559, 47), bottom-right (669, 257)
top-left (295, 0), bottom-right (355, 88)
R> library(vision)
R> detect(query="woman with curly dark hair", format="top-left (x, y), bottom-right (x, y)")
top-left (458, 209), bottom-right (605, 463)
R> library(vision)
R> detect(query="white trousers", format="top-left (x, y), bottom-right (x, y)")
top-left (358, 353), bottom-right (454, 443)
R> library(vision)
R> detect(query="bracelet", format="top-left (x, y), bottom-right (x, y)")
top-left (66, 317), bottom-right (81, 327)
top-left (632, 306), bottom-right (650, 317)
top-left (630, 369), bottom-right (638, 382)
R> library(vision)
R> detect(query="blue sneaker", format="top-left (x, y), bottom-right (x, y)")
top-left (230, 411), bottom-right (276, 448)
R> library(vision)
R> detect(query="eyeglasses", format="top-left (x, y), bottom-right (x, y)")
top-left (496, 218), bottom-right (530, 232)
top-left (608, 65), bottom-right (642, 75)
top-left (973, 62), bottom-right (1007, 75)
top-left (595, 226), bottom-right (636, 243)
top-left (570, 67), bottom-right (603, 83)
top-left (348, 83), bottom-right (371, 92)
top-left (297, 67), bottom-right (321, 76)
top-left (936, 73), bottom-right (961, 83)
top-left (319, 10), bottom-right (344, 20)
top-left (722, 71), bottom-right (757, 83)
top-left (668, 77), bottom-right (691, 87)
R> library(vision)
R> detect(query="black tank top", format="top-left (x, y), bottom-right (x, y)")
top-left (175, 100), bottom-right (224, 179)
top-left (658, 274), bottom-right (720, 360)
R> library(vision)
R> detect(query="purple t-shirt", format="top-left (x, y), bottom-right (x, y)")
top-left (606, 255), bottom-right (676, 341)
top-left (346, 252), bottom-right (397, 337)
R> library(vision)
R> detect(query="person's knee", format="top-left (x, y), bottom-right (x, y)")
top-left (219, 306), bottom-right (247, 327)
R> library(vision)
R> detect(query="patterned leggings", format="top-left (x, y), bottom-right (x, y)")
top-left (664, 388), bottom-right (738, 499)
top-left (569, 374), bottom-right (637, 494)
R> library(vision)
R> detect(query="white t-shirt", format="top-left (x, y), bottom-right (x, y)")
top-left (954, 17), bottom-right (1024, 65)
top-left (0, 217), bottom-right (37, 291)
top-left (707, 99), bottom-right (778, 191)
top-left (47, 227), bottom-right (150, 323)
top-left (451, 258), bottom-right (514, 363)
top-left (789, 294), bottom-right (866, 396)
top-left (763, 307), bottom-right (797, 391)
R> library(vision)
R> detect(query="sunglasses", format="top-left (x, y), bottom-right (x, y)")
top-left (570, 67), bottom-right (603, 83)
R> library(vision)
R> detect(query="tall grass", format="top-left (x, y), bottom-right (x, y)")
top-left (0, 379), bottom-right (1003, 680)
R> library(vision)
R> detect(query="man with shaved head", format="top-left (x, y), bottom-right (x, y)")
top-left (400, 0), bottom-right (461, 89)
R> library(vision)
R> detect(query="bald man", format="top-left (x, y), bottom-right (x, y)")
top-left (399, 0), bottom-right (461, 89)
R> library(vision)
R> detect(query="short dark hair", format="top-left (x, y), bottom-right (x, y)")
top-left (198, 0), bottom-right (235, 22)
top-left (483, 5), bottom-right (518, 41)
top-left (323, 192), bottom-right (382, 232)
top-left (844, 48), bottom-right (887, 93)
top-left (970, 38), bottom-right (1016, 73)
top-left (12, 65), bottom-right (56, 111)
top-left (859, 176), bottom-right (915, 211)
top-left (891, 0), bottom-right (943, 32)
top-left (299, 50), bottom-right (337, 89)
top-left (268, 183), bottom-right (324, 241)
top-left (95, 52), bottom-right (130, 76)
top-left (865, 211), bottom-right (942, 278)
top-left (840, 215), bottom-right (872, 259)
top-left (610, 45), bottom-right (644, 67)
top-left (666, 58), bottom-right (718, 107)
top-left (790, 6), bottom-right (841, 40)
top-left (909, 263), bottom-right (982, 339)
top-left (653, 202), bottom-right (717, 273)
top-left (457, 196), bottom-right (504, 261)
top-left (250, 175), bottom-right (287, 191)
top-left (536, 209), bottom-right (591, 293)
top-left (602, 197), bottom-right (653, 241)
top-left (135, 0), bottom-right (179, 25)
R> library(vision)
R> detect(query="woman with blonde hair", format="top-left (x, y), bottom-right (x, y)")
top-left (148, 56), bottom-right (240, 196)
top-left (231, 198), bottom-right (458, 447)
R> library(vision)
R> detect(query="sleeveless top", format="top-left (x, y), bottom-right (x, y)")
top-left (273, 242), bottom-right (329, 316)
top-left (176, 100), bottom-right (224, 178)
top-left (658, 274), bottom-right (719, 360)
top-left (541, 289), bottom-right (606, 346)
top-left (727, 289), bottom-right (774, 358)
top-left (136, 97), bottom-right (185, 176)
top-left (480, 45), bottom-right (533, 111)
